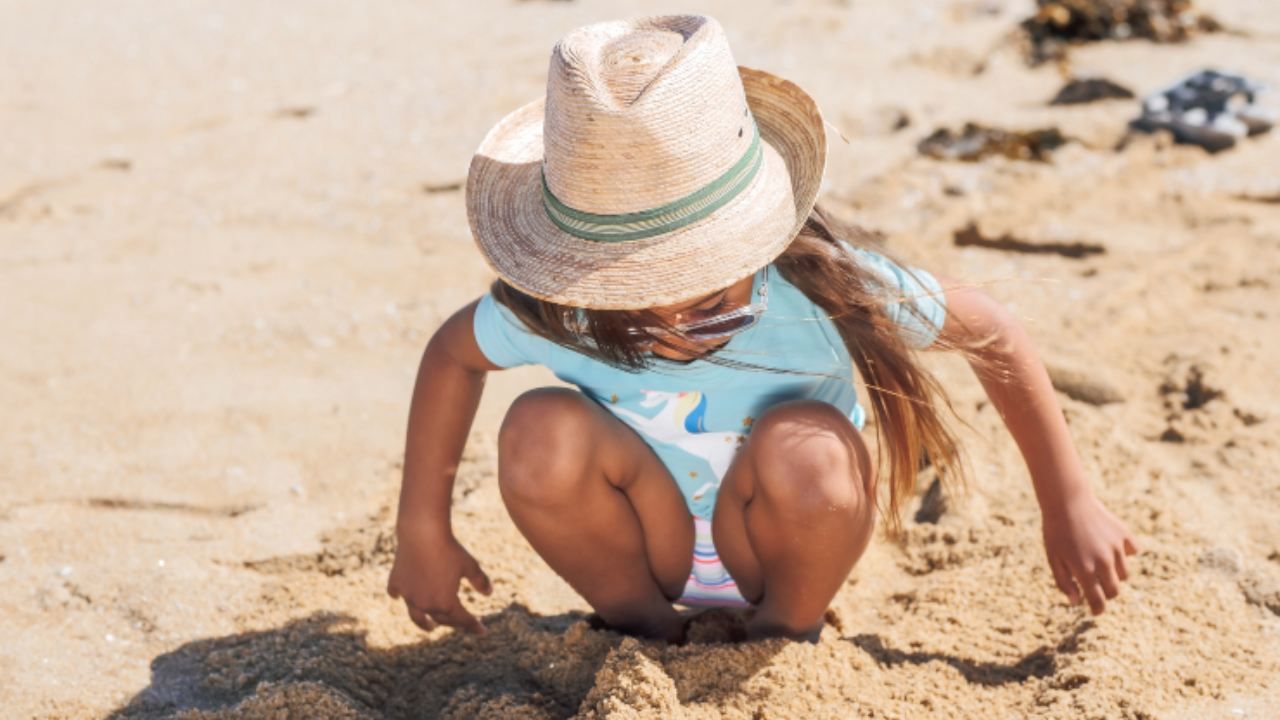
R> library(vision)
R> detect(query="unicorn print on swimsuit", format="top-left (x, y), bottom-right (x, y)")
top-left (608, 390), bottom-right (744, 502)
top-left (607, 390), bottom-right (750, 606)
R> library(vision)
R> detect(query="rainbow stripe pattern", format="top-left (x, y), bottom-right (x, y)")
top-left (676, 516), bottom-right (752, 608)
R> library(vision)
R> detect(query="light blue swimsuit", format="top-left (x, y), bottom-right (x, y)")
top-left (472, 247), bottom-right (947, 607)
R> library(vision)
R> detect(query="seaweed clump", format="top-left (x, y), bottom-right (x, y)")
top-left (1022, 0), bottom-right (1221, 66)
top-left (918, 123), bottom-right (1068, 162)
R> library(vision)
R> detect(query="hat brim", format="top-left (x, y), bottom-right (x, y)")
top-left (465, 65), bottom-right (827, 310)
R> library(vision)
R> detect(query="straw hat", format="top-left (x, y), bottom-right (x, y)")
top-left (466, 14), bottom-right (827, 310)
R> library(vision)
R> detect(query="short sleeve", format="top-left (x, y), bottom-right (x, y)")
top-left (846, 245), bottom-right (948, 350)
top-left (472, 292), bottom-right (547, 369)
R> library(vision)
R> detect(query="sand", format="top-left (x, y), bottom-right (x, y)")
top-left (2, 0), bottom-right (1279, 717)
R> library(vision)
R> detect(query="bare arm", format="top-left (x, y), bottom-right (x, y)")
top-left (387, 299), bottom-right (505, 634)
top-left (396, 299), bottom-right (502, 537)
top-left (929, 275), bottom-right (1090, 506)
top-left (928, 273), bottom-right (1138, 615)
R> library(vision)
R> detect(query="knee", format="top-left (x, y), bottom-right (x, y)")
top-left (497, 388), bottom-right (596, 502)
top-left (748, 401), bottom-right (873, 514)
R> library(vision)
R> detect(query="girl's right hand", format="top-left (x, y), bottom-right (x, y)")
top-left (386, 526), bottom-right (493, 634)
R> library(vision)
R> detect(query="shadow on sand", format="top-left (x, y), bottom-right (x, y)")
top-left (109, 600), bottom-right (1090, 717)
top-left (107, 603), bottom-right (780, 719)
top-left (847, 620), bottom-right (1093, 687)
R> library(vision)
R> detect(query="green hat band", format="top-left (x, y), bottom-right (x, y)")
top-left (540, 118), bottom-right (763, 243)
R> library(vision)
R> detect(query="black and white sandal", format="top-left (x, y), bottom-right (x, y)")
top-left (1130, 69), bottom-right (1275, 152)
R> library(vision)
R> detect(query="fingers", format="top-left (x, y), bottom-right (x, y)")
top-left (1065, 556), bottom-right (1113, 615)
top-left (438, 605), bottom-right (487, 635)
top-left (402, 598), bottom-right (486, 635)
top-left (465, 561), bottom-right (493, 597)
top-left (1123, 535), bottom-right (1139, 556)
top-left (1076, 569), bottom-right (1107, 615)
top-left (386, 576), bottom-right (402, 600)
top-left (1049, 558), bottom-right (1080, 605)
top-left (1096, 560), bottom-right (1121, 601)
top-left (1058, 546), bottom-right (1134, 615)
top-left (406, 603), bottom-right (436, 632)
top-left (1114, 547), bottom-right (1129, 582)
top-left (426, 603), bottom-right (486, 635)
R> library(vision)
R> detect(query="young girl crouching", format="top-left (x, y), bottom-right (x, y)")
top-left (386, 13), bottom-right (1137, 643)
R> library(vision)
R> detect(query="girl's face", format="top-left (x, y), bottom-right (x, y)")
top-left (644, 273), bottom-right (756, 361)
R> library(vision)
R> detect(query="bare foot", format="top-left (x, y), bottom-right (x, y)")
top-left (586, 606), bottom-right (686, 644)
top-left (744, 609), bottom-right (823, 643)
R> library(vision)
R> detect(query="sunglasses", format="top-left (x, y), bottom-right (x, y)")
top-left (643, 265), bottom-right (770, 341)
top-left (562, 266), bottom-right (770, 343)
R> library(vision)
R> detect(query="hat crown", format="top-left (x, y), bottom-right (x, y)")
top-left (542, 15), bottom-right (756, 215)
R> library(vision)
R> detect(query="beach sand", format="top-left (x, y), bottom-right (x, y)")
top-left (2, 0), bottom-right (1278, 717)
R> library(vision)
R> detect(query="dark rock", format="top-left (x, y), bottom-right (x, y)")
top-left (1050, 77), bottom-right (1135, 105)
top-left (1046, 362), bottom-right (1126, 405)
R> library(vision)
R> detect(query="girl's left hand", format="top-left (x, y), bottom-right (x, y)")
top-left (1041, 490), bottom-right (1140, 615)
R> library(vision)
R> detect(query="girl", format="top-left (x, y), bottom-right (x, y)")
top-left (386, 14), bottom-right (1138, 643)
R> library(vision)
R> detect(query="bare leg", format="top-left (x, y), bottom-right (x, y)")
top-left (497, 388), bottom-right (694, 642)
top-left (711, 400), bottom-right (876, 640)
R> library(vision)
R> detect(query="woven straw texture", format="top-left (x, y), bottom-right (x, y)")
top-left (466, 14), bottom-right (827, 309)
